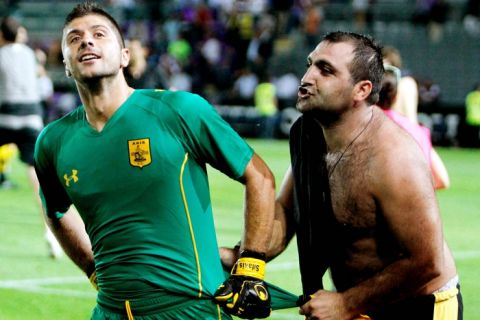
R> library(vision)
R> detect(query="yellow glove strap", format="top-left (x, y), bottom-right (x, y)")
top-left (89, 271), bottom-right (99, 291)
top-left (233, 257), bottom-right (266, 280)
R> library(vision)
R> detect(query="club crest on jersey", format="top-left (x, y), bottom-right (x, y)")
top-left (128, 138), bottom-right (151, 169)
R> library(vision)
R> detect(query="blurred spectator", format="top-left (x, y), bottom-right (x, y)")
top-left (270, 0), bottom-right (295, 36)
top-left (382, 45), bottom-right (419, 124)
top-left (302, 2), bottom-right (323, 48)
top-left (463, 0), bottom-right (480, 37)
top-left (412, 0), bottom-right (450, 42)
top-left (254, 71), bottom-right (278, 138)
top-left (124, 38), bottom-right (167, 89)
top-left (273, 71), bottom-right (299, 110)
top-left (417, 78), bottom-right (441, 110)
top-left (167, 29), bottom-right (192, 67)
top-left (352, 0), bottom-right (372, 31)
top-left (379, 64), bottom-right (450, 189)
top-left (228, 66), bottom-right (258, 106)
top-left (246, 13), bottom-right (275, 76)
top-left (35, 48), bottom-right (54, 124)
top-left (0, 16), bottom-right (62, 257)
top-left (461, 82), bottom-right (480, 147)
top-left (0, 143), bottom-right (16, 189)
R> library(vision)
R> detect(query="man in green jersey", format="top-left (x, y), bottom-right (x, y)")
top-left (34, 2), bottom-right (276, 319)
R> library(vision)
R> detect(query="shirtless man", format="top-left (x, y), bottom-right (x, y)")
top-left (266, 31), bottom-right (461, 319)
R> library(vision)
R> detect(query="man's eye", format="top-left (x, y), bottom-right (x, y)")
top-left (70, 36), bottom-right (80, 43)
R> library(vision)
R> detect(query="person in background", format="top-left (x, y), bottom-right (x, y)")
top-left (35, 48), bottom-right (54, 124)
top-left (123, 38), bottom-right (167, 90)
top-left (0, 143), bottom-right (16, 189)
top-left (34, 2), bottom-right (276, 319)
top-left (254, 70), bottom-right (278, 138)
top-left (243, 31), bottom-right (461, 319)
top-left (379, 64), bottom-right (450, 190)
top-left (463, 82), bottom-right (480, 147)
top-left (0, 15), bottom-right (62, 258)
top-left (382, 45), bottom-right (419, 124)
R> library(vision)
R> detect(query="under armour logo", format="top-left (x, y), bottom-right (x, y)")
top-left (64, 169), bottom-right (78, 187)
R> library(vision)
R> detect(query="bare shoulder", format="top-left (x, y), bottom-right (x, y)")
top-left (367, 112), bottom-right (432, 195)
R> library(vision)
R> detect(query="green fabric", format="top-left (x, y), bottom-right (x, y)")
top-left (34, 89), bottom-right (254, 304)
top-left (466, 90), bottom-right (480, 126)
top-left (91, 299), bottom-right (232, 320)
top-left (267, 281), bottom-right (299, 310)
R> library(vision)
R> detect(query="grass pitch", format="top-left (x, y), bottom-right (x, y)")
top-left (0, 140), bottom-right (478, 319)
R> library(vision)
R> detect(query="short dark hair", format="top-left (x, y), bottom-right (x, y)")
top-left (0, 16), bottom-right (21, 42)
top-left (322, 31), bottom-right (384, 105)
top-left (64, 1), bottom-right (125, 47)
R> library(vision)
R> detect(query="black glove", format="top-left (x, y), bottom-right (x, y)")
top-left (214, 250), bottom-right (271, 319)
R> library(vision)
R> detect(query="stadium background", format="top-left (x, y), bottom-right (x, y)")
top-left (0, 1), bottom-right (479, 319)
top-left (1, 0), bottom-right (480, 146)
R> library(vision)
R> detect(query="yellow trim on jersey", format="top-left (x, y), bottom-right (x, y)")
top-left (125, 300), bottom-right (134, 320)
top-left (179, 153), bottom-right (203, 297)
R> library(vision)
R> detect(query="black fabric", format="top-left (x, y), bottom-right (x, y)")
top-left (289, 114), bottom-right (334, 296)
top-left (369, 294), bottom-right (435, 320)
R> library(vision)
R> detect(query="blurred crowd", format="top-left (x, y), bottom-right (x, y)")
top-left (2, 0), bottom-right (479, 142)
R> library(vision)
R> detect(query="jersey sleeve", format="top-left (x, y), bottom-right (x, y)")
top-left (34, 127), bottom-right (72, 220)
top-left (167, 92), bottom-right (254, 180)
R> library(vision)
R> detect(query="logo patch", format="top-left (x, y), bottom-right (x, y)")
top-left (64, 169), bottom-right (78, 187)
top-left (128, 138), bottom-right (151, 168)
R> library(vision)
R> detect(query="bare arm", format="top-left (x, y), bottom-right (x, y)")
top-left (341, 142), bottom-right (446, 315)
top-left (430, 148), bottom-right (450, 190)
top-left (240, 153), bottom-right (276, 254)
top-left (267, 166), bottom-right (296, 261)
top-left (46, 206), bottom-right (95, 276)
top-left (220, 165), bottom-right (295, 267)
top-left (302, 139), bottom-right (449, 319)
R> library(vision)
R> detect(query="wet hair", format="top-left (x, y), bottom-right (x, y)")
top-left (64, 1), bottom-right (125, 47)
top-left (322, 31), bottom-right (384, 105)
top-left (0, 16), bottom-right (21, 42)
top-left (377, 66), bottom-right (399, 109)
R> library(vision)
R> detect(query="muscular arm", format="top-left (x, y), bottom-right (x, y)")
top-left (46, 206), bottom-right (95, 276)
top-left (342, 141), bottom-right (445, 314)
top-left (267, 166), bottom-right (296, 261)
top-left (302, 136), bottom-right (449, 319)
top-left (239, 153), bottom-right (276, 254)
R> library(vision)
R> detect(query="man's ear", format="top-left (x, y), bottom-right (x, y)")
top-left (354, 80), bottom-right (373, 102)
top-left (121, 47), bottom-right (130, 68)
top-left (63, 60), bottom-right (72, 78)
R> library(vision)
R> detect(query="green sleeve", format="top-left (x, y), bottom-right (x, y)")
top-left (34, 126), bottom-right (72, 219)
top-left (166, 92), bottom-right (254, 180)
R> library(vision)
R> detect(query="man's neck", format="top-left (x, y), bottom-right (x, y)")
top-left (322, 107), bottom-right (375, 153)
top-left (77, 77), bottom-right (133, 132)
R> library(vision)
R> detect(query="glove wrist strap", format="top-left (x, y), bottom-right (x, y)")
top-left (234, 257), bottom-right (266, 280)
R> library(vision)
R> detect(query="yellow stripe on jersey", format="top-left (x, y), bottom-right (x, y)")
top-left (179, 153), bottom-right (203, 297)
top-left (125, 300), bottom-right (134, 320)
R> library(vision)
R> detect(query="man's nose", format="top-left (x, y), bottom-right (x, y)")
top-left (80, 37), bottom-right (94, 48)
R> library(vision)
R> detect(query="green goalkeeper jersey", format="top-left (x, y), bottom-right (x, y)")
top-left (34, 89), bottom-right (253, 305)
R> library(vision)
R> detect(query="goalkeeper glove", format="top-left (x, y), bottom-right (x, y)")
top-left (214, 250), bottom-right (271, 319)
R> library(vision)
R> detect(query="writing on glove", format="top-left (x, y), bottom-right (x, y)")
top-left (214, 250), bottom-right (271, 319)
